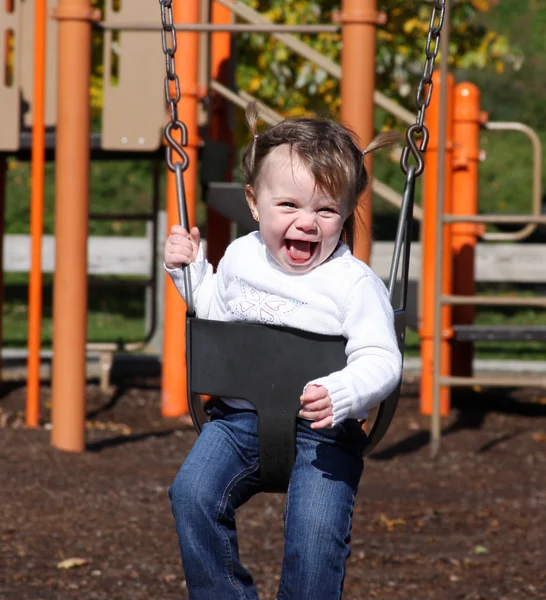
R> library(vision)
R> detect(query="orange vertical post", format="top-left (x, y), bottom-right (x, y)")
top-left (51, 0), bottom-right (92, 451)
top-left (206, 0), bottom-right (232, 269)
top-left (451, 83), bottom-right (484, 377)
top-left (340, 0), bottom-right (381, 264)
top-left (161, 0), bottom-right (200, 417)
top-left (26, 0), bottom-right (47, 428)
top-left (420, 72), bottom-right (454, 417)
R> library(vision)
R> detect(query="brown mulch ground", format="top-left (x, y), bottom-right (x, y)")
top-left (1, 372), bottom-right (545, 600)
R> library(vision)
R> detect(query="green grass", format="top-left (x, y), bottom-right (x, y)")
top-left (5, 159), bottom-right (166, 237)
top-left (2, 273), bottom-right (149, 348)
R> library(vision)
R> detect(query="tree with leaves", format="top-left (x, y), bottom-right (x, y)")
top-left (236, 0), bottom-right (513, 117)
top-left (89, 1), bottom-right (513, 122)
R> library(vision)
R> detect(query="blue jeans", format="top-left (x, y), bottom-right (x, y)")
top-left (169, 402), bottom-right (368, 600)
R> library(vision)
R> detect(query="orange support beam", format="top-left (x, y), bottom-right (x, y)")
top-left (451, 83), bottom-right (485, 377)
top-left (51, 0), bottom-right (92, 452)
top-left (26, 0), bottom-right (47, 428)
top-left (420, 72), bottom-right (454, 417)
top-left (161, 0), bottom-right (200, 417)
top-left (339, 0), bottom-right (380, 264)
top-left (206, 0), bottom-right (232, 269)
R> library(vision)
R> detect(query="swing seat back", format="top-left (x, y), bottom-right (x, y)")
top-left (187, 310), bottom-right (405, 493)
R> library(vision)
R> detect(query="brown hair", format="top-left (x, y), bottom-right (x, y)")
top-left (241, 102), bottom-right (402, 250)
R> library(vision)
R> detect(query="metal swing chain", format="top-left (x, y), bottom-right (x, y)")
top-left (159, 0), bottom-right (190, 173)
top-left (158, 0), bottom-right (195, 315)
top-left (400, 0), bottom-right (447, 177)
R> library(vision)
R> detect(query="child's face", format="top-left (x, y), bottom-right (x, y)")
top-left (246, 146), bottom-right (347, 274)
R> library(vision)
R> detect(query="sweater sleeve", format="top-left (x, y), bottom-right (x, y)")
top-left (164, 244), bottom-right (217, 318)
top-left (306, 274), bottom-right (402, 427)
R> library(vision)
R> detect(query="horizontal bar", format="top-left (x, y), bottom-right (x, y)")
top-left (10, 131), bottom-right (163, 161)
top-left (86, 341), bottom-right (145, 352)
top-left (89, 212), bottom-right (154, 221)
top-left (452, 325), bottom-right (546, 342)
top-left (442, 295), bottom-right (546, 308)
top-left (87, 277), bottom-right (152, 288)
top-left (440, 375), bottom-right (546, 388)
top-left (97, 22), bottom-right (340, 33)
top-left (444, 214), bottom-right (546, 225)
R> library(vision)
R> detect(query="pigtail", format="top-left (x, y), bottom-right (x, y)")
top-left (362, 130), bottom-right (404, 158)
top-left (342, 130), bottom-right (402, 254)
top-left (245, 102), bottom-right (261, 174)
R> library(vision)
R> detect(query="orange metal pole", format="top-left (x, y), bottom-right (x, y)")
top-left (451, 83), bottom-right (485, 377)
top-left (340, 0), bottom-right (380, 264)
top-left (420, 72), bottom-right (454, 417)
top-left (51, 0), bottom-right (92, 451)
top-left (206, 0), bottom-right (232, 269)
top-left (161, 0), bottom-right (200, 417)
top-left (26, 0), bottom-right (47, 428)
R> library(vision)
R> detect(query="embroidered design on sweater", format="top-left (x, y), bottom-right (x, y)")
top-left (234, 279), bottom-right (304, 325)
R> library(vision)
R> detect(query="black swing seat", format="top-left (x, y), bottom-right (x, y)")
top-left (186, 166), bottom-right (416, 494)
top-left (186, 310), bottom-right (406, 493)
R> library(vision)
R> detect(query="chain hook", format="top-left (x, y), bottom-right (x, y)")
top-left (401, 124), bottom-right (430, 177)
top-left (165, 121), bottom-right (190, 172)
top-left (400, 0), bottom-right (446, 179)
top-left (159, 0), bottom-right (190, 173)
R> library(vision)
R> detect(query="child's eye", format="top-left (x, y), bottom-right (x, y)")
top-left (319, 207), bottom-right (337, 214)
top-left (280, 202), bottom-right (296, 208)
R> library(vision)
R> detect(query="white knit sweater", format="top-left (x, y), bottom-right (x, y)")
top-left (166, 231), bottom-right (402, 427)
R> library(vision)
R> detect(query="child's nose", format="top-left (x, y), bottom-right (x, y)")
top-left (296, 212), bottom-right (317, 231)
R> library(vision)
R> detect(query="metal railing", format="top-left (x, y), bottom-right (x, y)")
top-left (479, 121), bottom-right (543, 242)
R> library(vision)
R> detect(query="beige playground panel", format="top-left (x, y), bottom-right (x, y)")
top-left (0, 1), bottom-right (19, 150)
top-left (101, 2), bottom-right (165, 151)
top-left (1, 0), bottom-right (59, 150)
top-left (0, 1), bottom-right (167, 152)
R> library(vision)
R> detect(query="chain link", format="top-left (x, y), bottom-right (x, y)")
top-left (401, 0), bottom-right (447, 177)
top-left (159, 0), bottom-right (189, 172)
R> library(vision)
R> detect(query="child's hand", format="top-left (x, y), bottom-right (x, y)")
top-left (164, 225), bottom-right (201, 269)
top-left (299, 385), bottom-right (333, 429)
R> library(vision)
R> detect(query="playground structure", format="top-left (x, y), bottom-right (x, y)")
top-left (1, 0), bottom-right (546, 454)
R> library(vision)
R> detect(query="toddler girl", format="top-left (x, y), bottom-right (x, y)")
top-left (164, 104), bottom-right (402, 599)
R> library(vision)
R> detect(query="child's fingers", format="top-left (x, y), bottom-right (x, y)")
top-left (300, 397), bottom-right (330, 411)
top-left (300, 384), bottom-right (327, 402)
top-left (170, 224), bottom-right (189, 237)
top-left (189, 226), bottom-right (201, 248)
top-left (299, 397), bottom-right (333, 423)
top-left (310, 415), bottom-right (334, 430)
top-left (166, 236), bottom-right (194, 255)
top-left (165, 234), bottom-right (196, 267)
top-left (300, 406), bottom-right (332, 421)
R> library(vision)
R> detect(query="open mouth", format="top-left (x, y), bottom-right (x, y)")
top-left (284, 239), bottom-right (318, 263)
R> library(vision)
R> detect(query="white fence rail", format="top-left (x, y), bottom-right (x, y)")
top-left (4, 234), bottom-right (546, 283)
